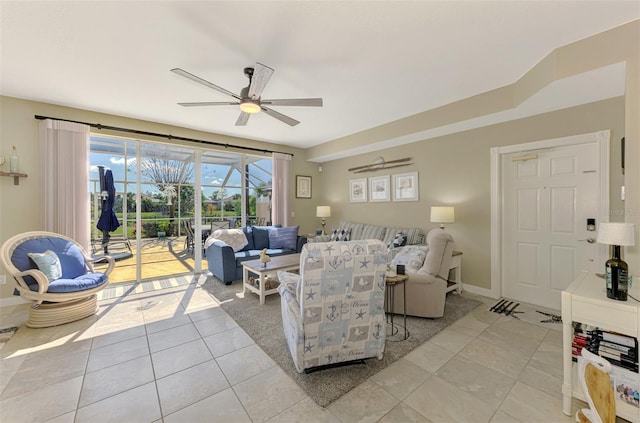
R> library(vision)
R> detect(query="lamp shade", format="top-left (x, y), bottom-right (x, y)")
top-left (316, 206), bottom-right (331, 218)
top-left (596, 222), bottom-right (636, 246)
top-left (430, 206), bottom-right (455, 224)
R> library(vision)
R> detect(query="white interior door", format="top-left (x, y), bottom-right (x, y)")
top-left (501, 139), bottom-right (606, 310)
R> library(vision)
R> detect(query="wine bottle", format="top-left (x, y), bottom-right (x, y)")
top-left (605, 245), bottom-right (628, 301)
top-left (10, 145), bottom-right (18, 173)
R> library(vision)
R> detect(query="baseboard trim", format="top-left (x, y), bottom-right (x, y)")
top-left (462, 283), bottom-right (496, 299)
top-left (0, 296), bottom-right (29, 308)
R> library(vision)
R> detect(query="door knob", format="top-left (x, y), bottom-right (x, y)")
top-left (579, 238), bottom-right (596, 244)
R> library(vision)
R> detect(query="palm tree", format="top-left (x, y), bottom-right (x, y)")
top-left (133, 154), bottom-right (194, 222)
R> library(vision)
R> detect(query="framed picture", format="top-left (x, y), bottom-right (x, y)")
top-left (296, 175), bottom-right (312, 198)
top-left (369, 175), bottom-right (390, 202)
top-left (349, 178), bottom-right (367, 202)
top-left (392, 171), bottom-right (419, 201)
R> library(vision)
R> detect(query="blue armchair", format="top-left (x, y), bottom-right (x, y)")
top-left (0, 231), bottom-right (114, 328)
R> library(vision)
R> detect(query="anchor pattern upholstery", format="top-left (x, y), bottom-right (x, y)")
top-left (278, 239), bottom-right (387, 373)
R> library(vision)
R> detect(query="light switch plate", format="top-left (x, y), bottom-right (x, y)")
top-left (0, 156), bottom-right (5, 166)
top-left (0, 275), bottom-right (6, 285)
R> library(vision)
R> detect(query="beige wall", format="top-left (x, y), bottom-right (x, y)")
top-left (307, 20), bottom-right (639, 294)
top-left (317, 97), bottom-right (626, 291)
top-left (0, 96), bottom-right (322, 301)
top-left (0, 96), bottom-right (628, 301)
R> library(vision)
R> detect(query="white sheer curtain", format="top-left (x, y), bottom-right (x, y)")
top-left (39, 119), bottom-right (91, 251)
top-left (271, 152), bottom-right (292, 226)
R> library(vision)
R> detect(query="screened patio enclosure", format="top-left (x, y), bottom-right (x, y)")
top-left (89, 134), bottom-right (273, 284)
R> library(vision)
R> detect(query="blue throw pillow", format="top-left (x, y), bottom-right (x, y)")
top-left (269, 226), bottom-right (299, 250)
top-left (252, 226), bottom-right (271, 250)
top-left (241, 226), bottom-right (255, 251)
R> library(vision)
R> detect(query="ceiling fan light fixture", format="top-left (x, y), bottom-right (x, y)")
top-left (173, 63), bottom-right (322, 126)
top-left (240, 100), bottom-right (261, 114)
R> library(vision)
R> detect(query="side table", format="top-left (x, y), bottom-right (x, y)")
top-left (561, 271), bottom-right (640, 422)
top-left (385, 273), bottom-right (409, 340)
top-left (446, 251), bottom-right (463, 294)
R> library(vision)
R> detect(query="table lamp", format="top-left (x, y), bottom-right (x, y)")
top-left (596, 222), bottom-right (636, 301)
top-left (316, 206), bottom-right (331, 235)
top-left (430, 206), bottom-right (455, 229)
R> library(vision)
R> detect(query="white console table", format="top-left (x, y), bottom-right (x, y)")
top-left (561, 271), bottom-right (640, 422)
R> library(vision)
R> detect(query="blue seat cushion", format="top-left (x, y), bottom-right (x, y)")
top-left (234, 249), bottom-right (294, 267)
top-left (46, 273), bottom-right (109, 293)
top-left (13, 237), bottom-right (87, 279)
top-left (11, 236), bottom-right (106, 294)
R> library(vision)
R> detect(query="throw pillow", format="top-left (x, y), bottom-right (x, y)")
top-left (252, 226), bottom-right (271, 250)
top-left (330, 228), bottom-right (351, 241)
top-left (390, 232), bottom-right (407, 248)
top-left (27, 250), bottom-right (63, 281)
top-left (210, 229), bottom-right (249, 252)
top-left (390, 246), bottom-right (428, 274)
top-left (269, 226), bottom-right (299, 250)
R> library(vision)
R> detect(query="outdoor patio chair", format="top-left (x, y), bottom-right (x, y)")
top-left (183, 220), bottom-right (195, 252)
top-left (0, 231), bottom-right (114, 328)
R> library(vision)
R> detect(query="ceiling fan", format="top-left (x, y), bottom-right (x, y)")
top-left (171, 63), bottom-right (323, 127)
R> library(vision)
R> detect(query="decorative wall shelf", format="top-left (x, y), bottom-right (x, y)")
top-left (0, 171), bottom-right (28, 185)
top-left (348, 156), bottom-right (413, 173)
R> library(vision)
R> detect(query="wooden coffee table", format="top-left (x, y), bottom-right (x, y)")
top-left (242, 253), bottom-right (301, 304)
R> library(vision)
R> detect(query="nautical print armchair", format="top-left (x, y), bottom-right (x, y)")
top-left (277, 239), bottom-right (387, 373)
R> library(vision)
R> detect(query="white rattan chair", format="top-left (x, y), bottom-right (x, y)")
top-left (0, 231), bottom-right (114, 328)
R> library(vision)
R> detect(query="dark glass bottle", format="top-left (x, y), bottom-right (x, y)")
top-left (605, 245), bottom-right (628, 301)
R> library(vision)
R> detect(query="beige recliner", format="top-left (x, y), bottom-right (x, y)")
top-left (388, 229), bottom-right (455, 318)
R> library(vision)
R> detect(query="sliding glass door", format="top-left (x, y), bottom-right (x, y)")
top-left (89, 135), bottom-right (272, 284)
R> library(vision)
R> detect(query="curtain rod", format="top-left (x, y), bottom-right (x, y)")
top-left (34, 115), bottom-right (294, 157)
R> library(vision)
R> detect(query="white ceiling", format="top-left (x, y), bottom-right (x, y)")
top-left (1, 1), bottom-right (638, 153)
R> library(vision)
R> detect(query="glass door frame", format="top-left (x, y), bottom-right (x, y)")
top-left (90, 134), bottom-right (272, 284)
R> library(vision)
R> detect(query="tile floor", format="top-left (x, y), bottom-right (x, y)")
top-left (0, 276), bottom-right (607, 423)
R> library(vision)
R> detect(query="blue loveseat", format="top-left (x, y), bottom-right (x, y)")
top-left (205, 225), bottom-right (307, 284)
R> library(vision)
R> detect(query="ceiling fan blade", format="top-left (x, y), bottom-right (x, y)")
top-left (261, 106), bottom-right (300, 126)
top-left (261, 98), bottom-right (323, 107)
top-left (178, 101), bottom-right (239, 107)
top-left (235, 112), bottom-right (250, 126)
top-left (171, 68), bottom-right (241, 100)
top-left (248, 62), bottom-right (274, 99)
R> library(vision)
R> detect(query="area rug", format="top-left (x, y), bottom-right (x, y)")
top-left (200, 277), bottom-right (482, 407)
